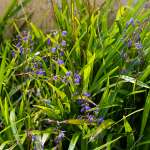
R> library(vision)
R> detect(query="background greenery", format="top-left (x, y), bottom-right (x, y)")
top-left (0, 0), bottom-right (150, 149)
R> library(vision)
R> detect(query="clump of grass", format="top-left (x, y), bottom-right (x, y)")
top-left (0, 0), bottom-right (150, 149)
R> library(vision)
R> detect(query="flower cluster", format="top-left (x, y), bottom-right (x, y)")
top-left (52, 71), bottom-right (81, 85)
top-left (120, 17), bottom-right (145, 74)
top-left (12, 31), bottom-right (34, 57)
top-left (77, 92), bottom-right (104, 125)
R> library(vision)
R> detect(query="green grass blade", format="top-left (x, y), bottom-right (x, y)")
top-left (68, 132), bottom-right (80, 150)
top-left (140, 91), bottom-right (150, 136)
top-left (94, 136), bottom-right (122, 150)
top-left (123, 116), bottom-right (135, 148)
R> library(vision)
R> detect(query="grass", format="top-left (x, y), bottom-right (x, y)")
top-left (0, 0), bottom-right (150, 149)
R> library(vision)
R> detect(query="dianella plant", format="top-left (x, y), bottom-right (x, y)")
top-left (0, 0), bottom-right (150, 150)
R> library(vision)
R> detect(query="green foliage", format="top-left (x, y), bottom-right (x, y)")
top-left (0, 0), bottom-right (150, 149)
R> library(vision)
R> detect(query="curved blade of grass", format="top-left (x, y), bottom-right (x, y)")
top-left (84, 119), bottom-right (114, 142)
top-left (0, 46), bottom-right (7, 94)
top-left (46, 81), bottom-right (66, 100)
top-left (0, 116), bottom-right (28, 135)
top-left (10, 109), bottom-right (23, 150)
top-left (118, 75), bottom-right (150, 89)
top-left (0, 141), bottom-right (11, 150)
top-left (123, 116), bottom-right (134, 148)
top-left (68, 132), bottom-right (80, 150)
top-left (140, 65), bottom-right (150, 82)
top-left (82, 52), bottom-right (95, 91)
top-left (136, 140), bottom-right (150, 147)
top-left (140, 91), bottom-right (150, 136)
top-left (94, 136), bottom-right (122, 150)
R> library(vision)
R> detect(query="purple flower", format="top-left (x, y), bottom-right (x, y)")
top-left (66, 71), bottom-right (71, 77)
top-left (23, 36), bottom-right (28, 42)
top-left (77, 99), bottom-right (84, 105)
top-left (54, 131), bottom-right (65, 145)
top-left (97, 117), bottom-right (104, 125)
top-left (60, 51), bottom-right (64, 56)
top-left (34, 63), bottom-right (38, 68)
top-left (62, 31), bottom-right (67, 36)
top-left (75, 78), bottom-right (80, 84)
top-left (47, 38), bottom-right (51, 45)
top-left (53, 75), bottom-right (58, 80)
top-left (127, 39), bottom-right (132, 48)
top-left (87, 114), bottom-right (95, 122)
top-left (16, 42), bottom-right (21, 48)
top-left (135, 43), bottom-right (143, 49)
top-left (61, 40), bottom-right (66, 46)
top-left (36, 69), bottom-right (46, 75)
top-left (80, 104), bottom-right (91, 113)
top-left (84, 105), bottom-right (91, 111)
top-left (12, 51), bottom-right (15, 57)
top-left (83, 92), bottom-right (91, 97)
top-left (126, 18), bottom-right (135, 27)
top-left (51, 47), bottom-right (57, 53)
top-left (32, 135), bottom-right (36, 142)
top-left (57, 59), bottom-right (64, 65)
top-left (74, 73), bottom-right (81, 84)
top-left (20, 47), bottom-right (23, 54)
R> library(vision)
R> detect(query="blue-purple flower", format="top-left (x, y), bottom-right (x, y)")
top-left (20, 47), bottom-right (23, 54)
top-left (23, 36), bottom-right (28, 42)
top-left (60, 51), bottom-right (64, 56)
top-left (127, 39), bottom-right (132, 48)
top-left (62, 31), bottom-right (67, 36)
top-left (36, 69), bottom-right (46, 75)
top-left (135, 42), bottom-right (143, 49)
top-left (12, 51), bottom-right (15, 57)
top-left (47, 38), bottom-right (51, 45)
top-left (54, 131), bottom-right (65, 145)
top-left (61, 40), bottom-right (66, 46)
top-left (16, 42), bottom-right (21, 48)
top-left (83, 92), bottom-right (91, 97)
top-left (53, 75), bottom-right (58, 80)
top-left (97, 117), bottom-right (104, 125)
top-left (87, 114), bottom-right (95, 122)
top-left (66, 71), bottom-right (71, 77)
top-left (34, 63), bottom-right (38, 68)
top-left (74, 73), bottom-right (81, 84)
top-left (51, 47), bottom-right (57, 53)
top-left (32, 135), bottom-right (36, 142)
top-left (126, 18), bottom-right (135, 27)
top-left (80, 104), bottom-right (91, 113)
top-left (77, 99), bottom-right (84, 105)
top-left (57, 59), bottom-right (64, 65)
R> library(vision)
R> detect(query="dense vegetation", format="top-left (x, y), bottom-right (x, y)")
top-left (0, 0), bottom-right (150, 149)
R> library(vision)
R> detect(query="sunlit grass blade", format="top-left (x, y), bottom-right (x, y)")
top-left (68, 132), bottom-right (80, 150)
top-left (140, 91), bottom-right (150, 136)
top-left (10, 109), bottom-right (23, 150)
top-left (84, 119), bottom-right (114, 142)
top-left (94, 136), bottom-right (122, 150)
top-left (82, 52), bottom-right (95, 92)
top-left (123, 116), bottom-right (135, 148)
